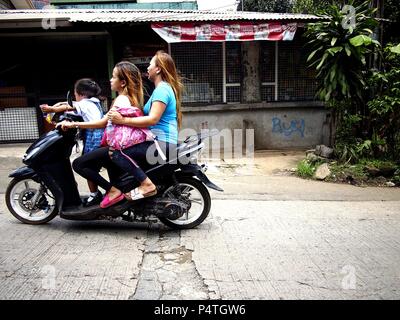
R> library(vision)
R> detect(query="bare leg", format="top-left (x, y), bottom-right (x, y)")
top-left (106, 186), bottom-right (123, 200)
top-left (139, 178), bottom-right (157, 194)
top-left (87, 180), bottom-right (98, 193)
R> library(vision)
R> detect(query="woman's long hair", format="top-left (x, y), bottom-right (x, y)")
top-left (154, 50), bottom-right (184, 129)
top-left (114, 61), bottom-right (144, 109)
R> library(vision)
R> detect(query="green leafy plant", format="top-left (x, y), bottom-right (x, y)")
top-left (296, 159), bottom-right (325, 178)
top-left (393, 169), bottom-right (400, 185)
top-left (327, 162), bottom-right (368, 184)
top-left (297, 159), bottom-right (316, 178)
top-left (304, 0), bottom-right (380, 103)
top-left (240, 0), bottom-right (292, 13)
top-left (367, 43), bottom-right (400, 159)
top-left (292, 0), bottom-right (332, 14)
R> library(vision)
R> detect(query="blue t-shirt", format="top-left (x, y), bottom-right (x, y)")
top-left (143, 81), bottom-right (178, 144)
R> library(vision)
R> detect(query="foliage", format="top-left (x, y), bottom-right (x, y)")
top-left (304, 0), bottom-right (380, 103)
top-left (292, 0), bottom-right (336, 14)
top-left (296, 158), bottom-right (325, 178)
top-left (334, 139), bottom-right (374, 164)
top-left (393, 169), bottom-right (400, 184)
top-left (240, 0), bottom-right (399, 44)
top-left (367, 43), bottom-right (400, 159)
top-left (239, 0), bottom-right (292, 13)
top-left (332, 112), bottom-right (389, 163)
top-left (382, 0), bottom-right (400, 43)
top-left (328, 162), bottom-right (366, 178)
top-left (296, 159), bottom-right (317, 178)
top-left (358, 158), bottom-right (398, 170)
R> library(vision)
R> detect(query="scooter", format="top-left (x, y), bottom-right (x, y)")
top-left (5, 93), bottom-right (223, 229)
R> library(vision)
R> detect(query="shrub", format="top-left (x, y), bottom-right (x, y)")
top-left (297, 159), bottom-right (319, 178)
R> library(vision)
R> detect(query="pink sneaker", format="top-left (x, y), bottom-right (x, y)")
top-left (100, 193), bottom-right (125, 209)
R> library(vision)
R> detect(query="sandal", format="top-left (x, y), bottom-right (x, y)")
top-left (100, 193), bottom-right (125, 209)
top-left (127, 187), bottom-right (157, 201)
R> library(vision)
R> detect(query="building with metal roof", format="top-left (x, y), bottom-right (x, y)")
top-left (0, 7), bottom-right (330, 148)
top-left (0, 8), bottom-right (322, 25)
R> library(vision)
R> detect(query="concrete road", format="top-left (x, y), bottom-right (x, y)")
top-left (0, 145), bottom-right (400, 299)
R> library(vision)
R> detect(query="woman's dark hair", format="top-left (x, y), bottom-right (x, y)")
top-left (74, 78), bottom-right (101, 98)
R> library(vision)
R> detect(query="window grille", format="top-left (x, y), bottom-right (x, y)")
top-left (260, 41), bottom-right (277, 101)
top-left (0, 107), bottom-right (39, 142)
top-left (260, 42), bottom-right (276, 84)
top-left (226, 86), bottom-right (241, 103)
top-left (226, 42), bottom-right (241, 84)
top-left (0, 91), bottom-right (40, 143)
top-left (225, 42), bottom-right (241, 103)
top-left (277, 35), bottom-right (319, 101)
top-left (261, 85), bottom-right (274, 102)
top-left (171, 42), bottom-right (223, 105)
top-left (172, 34), bottom-right (318, 105)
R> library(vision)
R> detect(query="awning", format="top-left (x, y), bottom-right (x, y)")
top-left (152, 21), bottom-right (297, 43)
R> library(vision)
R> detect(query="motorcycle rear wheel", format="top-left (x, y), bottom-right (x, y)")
top-left (5, 178), bottom-right (58, 225)
top-left (159, 177), bottom-right (211, 229)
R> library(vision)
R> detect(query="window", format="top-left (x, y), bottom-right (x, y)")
top-left (278, 35), bottom-right (318, 101)
top-left (260, 41), bottom-right (276, 102)
top-left (171, 42), bottom-right (223, 105)
top-left (225, 42), bottom-right (241, 103)
top-left (171, 31), bottom-right (318, 106)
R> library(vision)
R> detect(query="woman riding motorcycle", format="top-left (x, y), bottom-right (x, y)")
top-left (61, 51), bottom-right (183, 208)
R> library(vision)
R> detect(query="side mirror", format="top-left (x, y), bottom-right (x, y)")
top-left (67, 90), bottom-right (74, 108)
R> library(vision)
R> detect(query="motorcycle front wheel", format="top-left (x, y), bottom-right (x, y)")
top-left (5, 177), bottom-right (58, 225)
top-left (159, 177), bottom-right (211, 230)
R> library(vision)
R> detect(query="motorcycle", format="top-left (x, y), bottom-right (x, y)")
top-left (5, 92), bottom-right (223, 229)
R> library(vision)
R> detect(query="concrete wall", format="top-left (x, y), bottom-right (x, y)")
top-left (181, 101), bottom-right (331, 150)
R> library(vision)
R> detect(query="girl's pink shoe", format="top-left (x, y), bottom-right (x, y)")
top-left (100, 193), bottom-right (125, 209)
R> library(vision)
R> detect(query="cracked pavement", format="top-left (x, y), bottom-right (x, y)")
top-left (0, 147), bottom-right (400, 299)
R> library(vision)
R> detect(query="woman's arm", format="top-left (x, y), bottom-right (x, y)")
top-left (61, 115), bottom-right (108, 130)
top-left (108, 101), bottom-right (166, 128)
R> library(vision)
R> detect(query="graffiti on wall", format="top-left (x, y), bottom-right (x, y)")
top-left (272, 117), bottom-right (305, 138)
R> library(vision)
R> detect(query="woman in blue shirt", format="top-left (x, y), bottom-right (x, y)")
top-left (108, 50), bottom-right (183, 201)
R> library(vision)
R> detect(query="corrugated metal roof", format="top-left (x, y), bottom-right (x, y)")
top-left (0, 9), bottom-right (323, 23)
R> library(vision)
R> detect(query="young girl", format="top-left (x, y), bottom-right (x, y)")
top-left (41, 79), bottom-right (104, 206)
top-left (60, 62), bottom-right (150, 209)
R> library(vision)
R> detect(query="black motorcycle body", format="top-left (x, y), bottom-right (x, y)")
top-left (5, 113), bottom-right (222, 229)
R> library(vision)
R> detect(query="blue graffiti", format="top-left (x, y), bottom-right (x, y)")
top-left (272, 117), bottom-right (305, 138)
